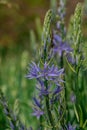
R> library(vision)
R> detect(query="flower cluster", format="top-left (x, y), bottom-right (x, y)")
top-left (52, 0), bottom-right (72, 60)
top-left (58, 0), bottom-right (66, 21)
top-left (53, 32), bottom-right (72, 57)
top-left (26, 62), bottom-right (64, 80)
top-left (26, 62), bottom-right (64, 121)
top-left (57, 0), bottom-right (66, 36)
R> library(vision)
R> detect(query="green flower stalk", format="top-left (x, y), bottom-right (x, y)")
top-left (67, 3), bottom-right (86, 129)
top-left (41, 9), bottom-right (55, 63)
top-left (26, 8), bottom-right (65, 130)
top-left (50, 0), bottom-right (57, 11)
top-left (67, 3), bottom-right (83, 74)
top-left (73, 3), bottom-right (82, 56)
top-left (57, 0), bottom-right (66, 40)
top-left (55, 0), bottom-right (67, 128)
top-left (41, 9), bottom-right (56, 130)
top-left (42, 9), bottom-right (54, 46)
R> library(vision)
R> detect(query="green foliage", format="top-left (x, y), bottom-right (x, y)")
top-left (0, 50), bottom-right (38, 128)
top-left (66, 3), bottom-right (87, 129)
top-left (67, 3), bottom-right (83, 72)
top-left (42, 9), bottom-right (55, 46)
top-left (50, 0), bottom-right (57, 10)
top-left (0, 106), bottom-right (7, 130)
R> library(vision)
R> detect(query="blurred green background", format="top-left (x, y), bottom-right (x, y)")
top-left (0, 0), bottom-right (86, 129)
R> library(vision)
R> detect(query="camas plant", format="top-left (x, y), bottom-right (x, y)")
top-left (26, 1), bottom-right (77, 130)
top-left (0, 1), bottom-right (87, 130)
top-left (26, 1), bottom-right (87, 130)
top-left (26, 9), bottom-right (65, 130)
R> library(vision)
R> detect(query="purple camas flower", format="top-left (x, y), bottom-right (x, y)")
top-left (32, 108), bottom-right (44, 119)
top-left (26, 61), bottom-right (64, 98)
top-left (26, 62), bottom-right (64, 81)
top-left (53, 41), bottom-right (72, 57)
top-left (32, 96), bottom-right (44, 119)
top-left (33, 97), bottom-right (41, 108)
top-left (26, 61), bottom-right (64, 120)
top-left (37, 85), bottom-right (50, 96)
top-left (53, 33), bottom-right (62, 43)
top-left (50, 86), bottom-right (63, 104)
top-left (66, 53), bottom-right (75, 65)
top-left (53, 86), bottom-right (63, 95)
top-left (36, 79), bottom-right (51, 96)
top-left (52, 0), bottom-right (73, 60)
top-left (52, 32), bottom-right (73, 57)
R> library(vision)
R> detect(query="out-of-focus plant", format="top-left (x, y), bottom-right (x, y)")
top-left (66, 3), bottom-right (87, 130)
top-left (50, 0), bottom-right (57, 11)
top-left (0, 89), bottom-right (29, 130)
top-left (0, 50), bottom-right (37, 129)
top-left (84, 0), bottom-right (87, 16)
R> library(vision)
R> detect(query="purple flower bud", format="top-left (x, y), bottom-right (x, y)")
top-left (67, 123), bottom-right (76, 130)
top-left (70, 93), bottom-right (76, 103)
top-left (53, 41), bottom-right (72, 57)
top-left (53, 34), bottom-right (62, 43)
top-left (53, 86), bottom-right (63, 95)
top-left (33, 97), bottom-right (41, 108)
top-left (32, 108), bottom-right (44, 119)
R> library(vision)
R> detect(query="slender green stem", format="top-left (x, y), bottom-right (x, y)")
top-left (60, 54), bottom-right (63, 68)
top-left (60, 54), bottom-right (66, 129)
top-left (43, 33), bottom-right (56, 129)
top-left (44, 79), bottom-right (56, 130)
top-left (40, 115), bottom-right (43, 130)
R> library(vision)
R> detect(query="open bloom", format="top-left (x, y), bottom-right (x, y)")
top-left (53, 34), bottom-right (72, 57)
top-left (26, 62), bottom-right (64, 81)
top-left (26, 62), bottom-right (64, 119)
